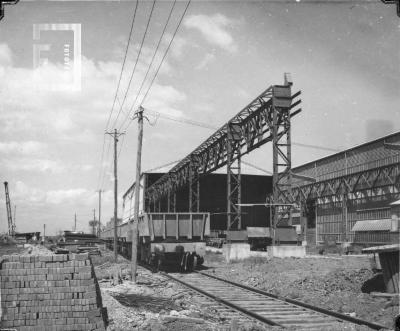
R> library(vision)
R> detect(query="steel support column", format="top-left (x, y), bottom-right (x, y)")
top-left (272, 81), bottom-right (293, 229)
top-left (342, 193), bottom-right (348, 242)
top-left (189, 158), bottom-right (200, 212)
top-left (167, 189), bottom-right (177, 212)
top-left (227, 124), bottom-right (242, 230)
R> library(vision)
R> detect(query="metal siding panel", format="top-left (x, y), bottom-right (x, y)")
top-left (352, 219), bottom-right (392, 231)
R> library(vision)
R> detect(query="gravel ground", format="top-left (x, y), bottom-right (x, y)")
top-left (92, 249), bottom-right (399, 331)
top-left (202, 252), bottom-right (399, 330)
top-left (92, 251), bottom-right (274, 331)
top-left (1, 243), bottom-right (396, 330)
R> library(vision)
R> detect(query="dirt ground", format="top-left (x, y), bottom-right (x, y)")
top-left (92, 251), bottom-right (260, 331)
top-left (92, 249), bottom-right (399, 331)
top-left (1, 243), bottom-right (397, 330)
top-left (202, 251), bottom-right (399, 330)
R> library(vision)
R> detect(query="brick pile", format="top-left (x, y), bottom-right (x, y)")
top-left (0, 253), bottom-right (108, 331)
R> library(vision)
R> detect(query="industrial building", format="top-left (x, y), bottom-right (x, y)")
top-left (116, 77), bottom-right (399, 248)
top-left (122, 172), bottom-right (272, 232)
top-left (290, 131), bottom-right (400, 246)
top-left (121, 131), bottom-right (400, 248)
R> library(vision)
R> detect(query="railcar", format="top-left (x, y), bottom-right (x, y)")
top-left (102, 212), bottom-right (210, 272)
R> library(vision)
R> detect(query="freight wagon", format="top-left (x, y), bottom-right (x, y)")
top-left (102, 212), bottom-right (210, 271)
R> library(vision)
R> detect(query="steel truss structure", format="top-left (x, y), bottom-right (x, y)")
top-left (285, 162), bottom-right (400, 204)
top-left (277, 156), bottom-right (400, 240)
top-left (146, 76), bottom-right (302, 230)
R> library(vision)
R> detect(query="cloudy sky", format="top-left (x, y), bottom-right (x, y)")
top-left (0, 0), bottom-right (398, 235)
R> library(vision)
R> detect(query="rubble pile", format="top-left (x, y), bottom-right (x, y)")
top-left (203, 254), bottom-right (397, 329)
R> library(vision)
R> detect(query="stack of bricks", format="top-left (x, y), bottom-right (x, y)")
top-left (0, 253), bottom-right (108, 331)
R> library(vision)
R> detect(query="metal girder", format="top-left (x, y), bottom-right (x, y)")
top-left (227, 124), bottom-right (242, 230)
top-left (384, 142), bottom-right (400, 150)
top-left (189, 157), bottom-right (200, 212)
top-left (278, 162), bottom-right (400, 204)
top-left (271, 84), bottom-right (293, 227)
top-left (146, 79), bottom-right (301, 210)
top-left (167, 190), bottom-right (176, 212)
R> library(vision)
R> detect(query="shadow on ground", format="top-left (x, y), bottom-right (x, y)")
top-left (361, 272), bottom-right (386, 293)
top-left (110, 293), bottom-right (181, 313)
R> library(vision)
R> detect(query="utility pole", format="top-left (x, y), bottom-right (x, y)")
top-left (13, 205), bottom-right (16, 230)
top-left (74, 213), bottom-right (77, 231)
top-left (132, 106), bottom-right (144, 283)
top-left (97, 190), bottom-right (102, 238)
top-left (92, 209), bottom-right (96, 235)
top-left (43, 224), bottom-right (46, 242)
top-left (106, 129), bottom-right (125, 262)
top-left (4, 182), bottom-right (14, 237)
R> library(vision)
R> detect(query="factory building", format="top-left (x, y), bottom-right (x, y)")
top-left (122, 172), bottom-right (272, 233)
top-left (290, 131), bottom-right (400, 246)
top-left (122, 132), bottom-right (400, 248)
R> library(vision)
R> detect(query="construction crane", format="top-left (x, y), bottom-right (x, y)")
top-left (4, 182), bottom-right (15, 236)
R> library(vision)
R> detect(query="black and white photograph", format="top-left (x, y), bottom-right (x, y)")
top-left (0, 0), bottom-right (399, 330)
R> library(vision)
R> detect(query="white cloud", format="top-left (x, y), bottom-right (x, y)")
top-left (2, 158), bottom-right (94, 174)
top-left (46, 188), bottom-right (90, 204)
top-left (196, 53), bottom-right (216, 70)
top-left (0, 141), bottom-right (46, 155)
top-left (13, 181), bottom-right (98, 205)
top-left (14, 181), bottom-right (46, 203)
top-left (184, 14), bottom-right (238, 52)
top-left (4, 159), bottom-right (64, 173)
top-left (0, 43), bottom-right (12, 67)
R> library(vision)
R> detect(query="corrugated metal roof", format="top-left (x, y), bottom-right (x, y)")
top-left (351, 219), bottom-right (392, 232)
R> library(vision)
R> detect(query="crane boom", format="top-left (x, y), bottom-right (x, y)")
top-left (4, 182), bottom-right (15, 236)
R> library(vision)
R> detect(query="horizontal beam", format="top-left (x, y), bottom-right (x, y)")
top-left (277, 162), bottom-right (400, 203)
top-left (147, 83), bottom-right (301, 200)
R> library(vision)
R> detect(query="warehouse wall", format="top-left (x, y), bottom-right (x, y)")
top-left (292, 132), bottom-right (400, 185)
top-left (316, 193), bottom-right (400, 244)
top-left (143, 173), bottom-right (272, 231)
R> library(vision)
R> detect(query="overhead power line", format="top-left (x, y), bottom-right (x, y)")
top-left (111, 0), bottom-right (157, 130)
top-left (122, 0), bottom-right (178, 130)
top-left (122, 0), bottom-right (192, 132)
top-left (139, 0), bottom-right (191, 106)
top-left (98, 0), bottom-right (139, 190)
top-left (139, 107), bottom-right (340, 153)
top-left (105, 0), bottom-right (139, 131)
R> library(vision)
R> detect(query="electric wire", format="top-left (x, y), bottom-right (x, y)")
top-left (114, 0), bottom-right (178, 159)
top-left (120, 0), bottom-right (178, 131)
top-left (105, 0), bottom-right (139, 131)
top-left (111, 0), bottom-right (157, 130)
top-left (122, 0), bottom-right (191, 133)
top-left (98, 0), bottom-right (139, 190)
top-left (139, 0), bottom-right (191, 106)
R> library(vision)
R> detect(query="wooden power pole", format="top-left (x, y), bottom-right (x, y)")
top-left (97, 190), bottom-right (102, 238)
top-left (74, 213), bottom-right (77, 231)
top-left (131, 106), bottom-right (144, 283)
top-left (92, 209), bottom-right (96, 235)
top-left (106, 129), bottom-right (125, 262)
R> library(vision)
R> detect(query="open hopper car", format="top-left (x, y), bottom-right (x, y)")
top-left (102, 212), bottom-right (210, 272)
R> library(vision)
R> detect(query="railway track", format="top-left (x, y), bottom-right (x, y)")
top-left (162, 270), bottom-right (388, 330)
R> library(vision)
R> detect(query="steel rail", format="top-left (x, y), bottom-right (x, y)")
top-left (104, 241), bottom-right (388, 330)
top-left (160, 271), bottom-right (284, 327)
top-left (196, 270), bottom-right (388, 330)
